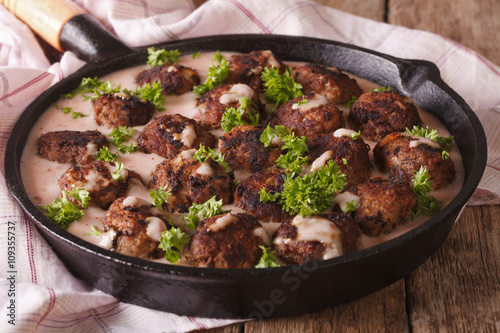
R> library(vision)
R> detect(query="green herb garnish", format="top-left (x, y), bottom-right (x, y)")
top-left (147, 47), bottom-right (180, 67)
top-left (370, 85), bottom-right (391, 93)
top-left (109, 126), bottom-right (140, 154)
top-left (255, 246), bottom-right (280, 268)
top-left (158, 227), bottom-right (190, 264)
top-left (149, 185), bottom-right (172, 208)
top-left (86, 225), bottom-right (102, 237)
top-left (97, 146), bottom-right (119, 162)
top-left (411, 166), bottom-right (443, 218)
top-left (123, 81), bottom-right (165, 111)
top-left (221, 97), bottom-right (260, 132)
top-left (193, 144), bottom-right (229, 171)
top-left (193, 52), bottom-right (230, 95)
top-left (38, 188), bottom-right (90, 229)
top-left (345, 95), bottom-right (358, 109)
top-left (183, 196), bottom-right (229, 230)
top-left (261, 67), bottom-right (303, 106)
top-left (405, 125), bottom-right (454, 159)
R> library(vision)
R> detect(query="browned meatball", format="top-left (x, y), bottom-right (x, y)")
top-left (37, 130), bottom-right (108, 165)
top-left (348, 177), bottom-right (417, 236)
top-left (136, 63), bottom-right (200, 95)
top-left (137, 114), bottom-right (217, 159)
top-left (218, 125), bottom-right (281, 173)
top-left (306, 130), bottom-right (372, 187)
top-left (373, 132), bottom-right (456, 189)
top-left (269, 92), bottom-right (345, 139)
top-left (149, 150), bottom-right (234, 212)
top-left (272, 213), bottom-right (360, 265)
top-left (92, 93), bottom-right (155, 128)
top-left (291, 63), bottom-right (362, 105)
top-left (195, 83), bottom-right (264, 129)
top-left (58, 160), bottom-right (144, 209)
top-left (348, 91), bottom-right (422, 141)
top-left (225, 50), bottom-right (286, 91)
top-left (101, 196), bottom-right (170, 259)
top-left (234, 169), bottom-right (292, 223)
top-left (185, 213), bottom-right (266, 268)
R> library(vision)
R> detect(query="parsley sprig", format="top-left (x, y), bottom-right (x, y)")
top-left (146, 47), bottom-right (180, 67)
top-left (108, 126), bottom-right (140, 154)
top-left (149, 185), bottom-right (172, 208)
top-left (261, 160), bottom-right (347, 216)
top-left (221, 97), bottom-right (260, 132)
top-left (183, 196), bottom-right (229, 230)
top-left (123, 81), bottom-right (165, 111)
top-left (406, 125), bottom-right (454, 159)
top-left (38, 188), bottom-right (90, 229)
top-left (261, 67), bottom-right (303, 106)
top-left (193, 144), bottom-right (229, 171)
top-left (193, 51), bottom-right (230, 95)
top-left (411, 166), bottom-right (443, 218)
top-left (97, 146), bottom-right (119, 162)
top-left (158, 226), bottom-right (190, 264)
top-left (260, 125), bottom-right (309, 174)
top-left (255, 246), bottom-right (280, 268)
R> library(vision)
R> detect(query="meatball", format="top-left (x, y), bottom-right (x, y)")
top-left (136, 63), bottom-right (200, 95)
top-left (37, 130), bottom-right (108, 165)
top-left (225, 50), bottom-right (286, 91)
top-left (185, 213), bottom-right (267, 268)
top-left (291, 63), bottom-right (362, 105)
top-left (195, 83), bottom-right (264, 129)
top-left (348, 91), bottom-right (422, 141)
top-left (92, 92), bottom-right (155, 128)
top-left (234, 169), bottom-right (292, 223)
top-left (348, 177), bottom-right (417, 236)
top-left (101, 196), bottom-right (170, 259)
top-left (137, 114), bottom-right (217, 159)
top-left (218, 125), bottom-right (281, 173)
top-left (58, 160), bottom-right (144, 209)
top-left (306, 129), bottom-right (372, 187)
top-left (149, 150), bottom-right (234, 212)
top-left (272, 213), bottom-right (360, 265)
top-left (373, 132), bottom-right (456, 189)
top-left (269, 92), bottom-right (345, 139)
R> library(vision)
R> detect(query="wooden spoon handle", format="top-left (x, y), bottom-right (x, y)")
top-left (2, 0), bottom-right (85, 52)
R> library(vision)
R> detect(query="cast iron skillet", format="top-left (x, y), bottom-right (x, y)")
top-left (4, 10), bottom-right (487, 319)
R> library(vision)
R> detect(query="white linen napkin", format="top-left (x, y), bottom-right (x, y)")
top-left (1, 0), bottom-right (499, 332)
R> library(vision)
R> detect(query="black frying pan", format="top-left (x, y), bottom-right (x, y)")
top-left (4, 1), bottom-right (487, 319)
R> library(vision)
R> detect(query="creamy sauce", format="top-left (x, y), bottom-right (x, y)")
top-left (219, 83), bottom-right (255, 105)
top-left (310, 150), bottom-right (334, 173)
top-left (275, 215), bottom-right (344, 260)
top-left (146, 217), bottom-right (167, 241)
top-left (208, 214), bottom-right (238, 232)
top-left (332, 191), bottom-right (360, 213)
top-left (333, 128), bottom-right (357, 138)
top-left (172, 124), bottom-right (196, 148)
top-left (291, 92), bottom-right (329, 112)
top-left (195, 162), bottom-right (213, 176)
top-left (20, 52), bottom-right (465, 264)
top-left (409, 136), bottom-right (441, 149)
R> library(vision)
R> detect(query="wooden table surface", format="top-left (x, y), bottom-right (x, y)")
top-left (194, 0), bottom-right (500, 332)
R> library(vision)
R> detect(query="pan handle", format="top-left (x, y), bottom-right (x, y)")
top-left (2, 0), bottom-right (132, 62)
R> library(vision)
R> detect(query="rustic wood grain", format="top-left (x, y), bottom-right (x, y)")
top-left (405, 205), bottom-right (500, 332)
top-left (388, 0), bottom-right (500, 65)
top-left (311, 0), bottom-right (386, 21)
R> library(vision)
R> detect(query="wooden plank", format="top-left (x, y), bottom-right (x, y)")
top-left (405, 206), bottom-right (500, 332)
top-left (311, 0), bottom-right (386, 21)
top-left (388, 0), bottom-right (500, 65)
top-left (244, 280), bottom-right (409, 333)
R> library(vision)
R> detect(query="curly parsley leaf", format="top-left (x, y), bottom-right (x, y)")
top-left (255, 246), bottom-right (280, 268)
top-left (193, 52), bottom-right (230, 95)
top-left (149, 185), bottom-right (172, 208)
top-left (259, 187), bottom-right (281, 203)
top-left (38, 188), bottom-right (90, 229)
top-left (109, 126), bottom-right (140, 154)
top-left (345, 95), bottom-right (358, 109)
top-left (147, 47), bottom-right (180, 67)
top-left (123, 81), bottom-right (165, 111)
top-left (158, 227), bottom-right (190, 264)
top-left (183, 196), bottom-right (229, 230)
top-left (97, 146), bottom-right (119, 162)
top-left (279, 160), bottom-right (347, 216)
top-left (193, 144), bottom-right (229, 171)
top-left (405, 125), bottom-right (454, 159)
top-left (112, 162), bottom-right (125, 181)
top-left (221, 97), bottom-right (260, 132)
top-left (86, 225), bottom-right (102, 237)
top-left (351, 130), bottom-right (361, 140)
top-left (344, 199), bottom-right (358, 213)
top-left (260, 125), bottom-right (308, 174)
top-left (261, 67), bottom-right (303, 106)
top-left (411, 166), bottom-right (443, 218)
top-left (370, 85), bottom-right (391, 93)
